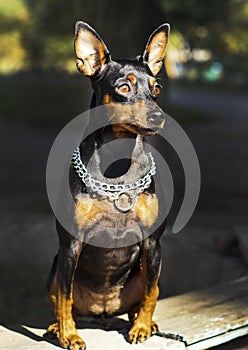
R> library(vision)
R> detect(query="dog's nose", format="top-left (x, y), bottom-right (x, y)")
top-left (147, 110), bottom-right (165, 127)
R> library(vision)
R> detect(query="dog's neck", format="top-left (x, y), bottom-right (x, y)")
top-left (81, 94), bottom-right (152, 181)
top-left (89, 126), bottom-right (150, 182)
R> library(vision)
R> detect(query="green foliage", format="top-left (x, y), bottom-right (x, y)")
top-left (163, 0), bottom-right (248, 57)
top-left (0, 0), bottom-right (28, 21)
top-left (0, 0), bottom-right (165, 71)
top-left (0, 0), bottom-right (28, 72)
top-left (0, 0), bottom-right (247, 86)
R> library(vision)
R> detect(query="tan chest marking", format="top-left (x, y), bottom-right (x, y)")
top-left (75, 192), bottom-right (158, 229)
top-left (74, 194), bottom-right (107, 229)
top-left (131, 193), bottom-right (158, 227)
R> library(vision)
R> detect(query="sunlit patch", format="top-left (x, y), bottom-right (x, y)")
top-left (75, 23), bottom-right (110, 76)
top-left (145, 29), bottom-right (169, 76)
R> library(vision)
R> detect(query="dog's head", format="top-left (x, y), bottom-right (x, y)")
top-left (74, 22), bottom-right (170, 136)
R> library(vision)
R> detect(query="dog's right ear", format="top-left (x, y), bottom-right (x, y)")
top-left (74, 21), bottom-right (111, 77)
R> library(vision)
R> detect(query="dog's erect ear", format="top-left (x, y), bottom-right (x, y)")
top-left (74, 21), bottom-right (111, 77)
top-left (142, 24), bottom-right (170, 76)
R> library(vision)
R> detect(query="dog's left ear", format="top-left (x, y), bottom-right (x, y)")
top-left (142, 23), bottom-right (170, 76)
top-left (74, 21), bottom-right (111, 77)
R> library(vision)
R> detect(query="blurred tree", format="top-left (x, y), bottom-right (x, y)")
top-left (162, 0), bottom-right (248, 59)
top-left (0, 0), bottom-right (28, 72)
top-left (20, 0), bottom-right (165, 70)
top-left (74, 0), bottom-right (165, 58)
top-left (0, 0), bottom-right (247, 77)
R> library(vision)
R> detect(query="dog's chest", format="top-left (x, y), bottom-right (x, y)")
top-left (73, 243), bottom-right (142, 316)
top-left (74, 191), bottom-right (158, 231)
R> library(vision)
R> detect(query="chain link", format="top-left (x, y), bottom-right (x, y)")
top-left (72, 147), bottom-right (156, 202)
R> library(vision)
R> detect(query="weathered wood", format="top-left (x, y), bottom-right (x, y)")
top-left (0, 324), bottom-right (185, 349)
top-left (155, 276), bottom-right (248, 349)
top-left (1, 277), bottom-right (247, 349)
top-left (187, 326), bottom-right (248, 350)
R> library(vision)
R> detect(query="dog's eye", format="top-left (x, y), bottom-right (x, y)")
top-left (118, 84), bottom-right (130, 94)
top-left (153, 84), bottom-right (161, 97)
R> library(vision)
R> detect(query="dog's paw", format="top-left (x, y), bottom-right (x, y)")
top-left (44, 323), bottom-right (86, 350)
top-left (60, 333), bottom-right (86, 350)
top-left (129, 320), bottom-right (158, 343)
top-left (44, 322), bottom-right (59, 339)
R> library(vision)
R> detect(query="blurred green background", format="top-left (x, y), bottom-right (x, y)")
top-left (0, 0), bottom-right (247, 125)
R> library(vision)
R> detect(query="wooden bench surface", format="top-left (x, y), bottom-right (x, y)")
top-left (155, 276), bottom-right (248, 349)
top-left (1, 277), bottom-right (247, 349)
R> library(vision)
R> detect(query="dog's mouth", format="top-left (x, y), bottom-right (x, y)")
top-left (122, 123), bottom-right (158, 136)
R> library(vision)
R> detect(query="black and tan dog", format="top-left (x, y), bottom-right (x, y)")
top-left (46, 21), bottom-right (170, 350)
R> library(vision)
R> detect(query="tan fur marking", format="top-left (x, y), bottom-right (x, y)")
top-left (102, 94), bottom-right (153, 135)
top-left (127, 74), bottom-right (137, 85)
top-left (149, 77), bottom-right (156, 86)
top-left (56, 285), bottom-right (85, 349)
top-left (75, 195), bottom-right (106, 229)
top-left (103, 92), bottom-right (111, 105)
top-left (46, 272), bottom-right (86, 349)
top-left (131, 193), bottom-right (158, 227)
top-left (112, 124), bottom-right (134, 138)
top-left (103, 93), bottom-right (147, 122)
top-left (129, 280), bottom-right (159, 341)
top-left (129, 238), bottom-right (161, 343)
top-left (137, 99), bottom-right (145, 105)
top-left (89, 286), bottom-right (122, 314)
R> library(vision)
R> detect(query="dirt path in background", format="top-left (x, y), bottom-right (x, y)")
top-left (0, 119), bottom-right (56, 212)
top-left (169, 87), bottom-right (248, 229)
top-left (169, 87), bottom-right (248, 120)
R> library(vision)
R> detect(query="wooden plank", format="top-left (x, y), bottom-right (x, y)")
top-left (0, 324), bottom-right (186, 350)
top-left (155, 276), bottom-right (248, 348)
top-left (187, 326), bottom-right (248, 350)
top-left (1, 278), bottom-right (247, 349)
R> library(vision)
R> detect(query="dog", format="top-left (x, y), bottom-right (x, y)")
top-left (45, 21), bottom-right (170, 350)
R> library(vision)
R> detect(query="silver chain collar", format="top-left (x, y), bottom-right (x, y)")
top-left (72, 147), bottom-right (156, 212)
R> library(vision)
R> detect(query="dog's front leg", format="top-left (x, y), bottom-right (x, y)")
top-left (47, 227), bottom-right (85, 350)
top-left (56, 242), bottom-right (86, 350)
top-left (129, 237), bottom-right (161, 343)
